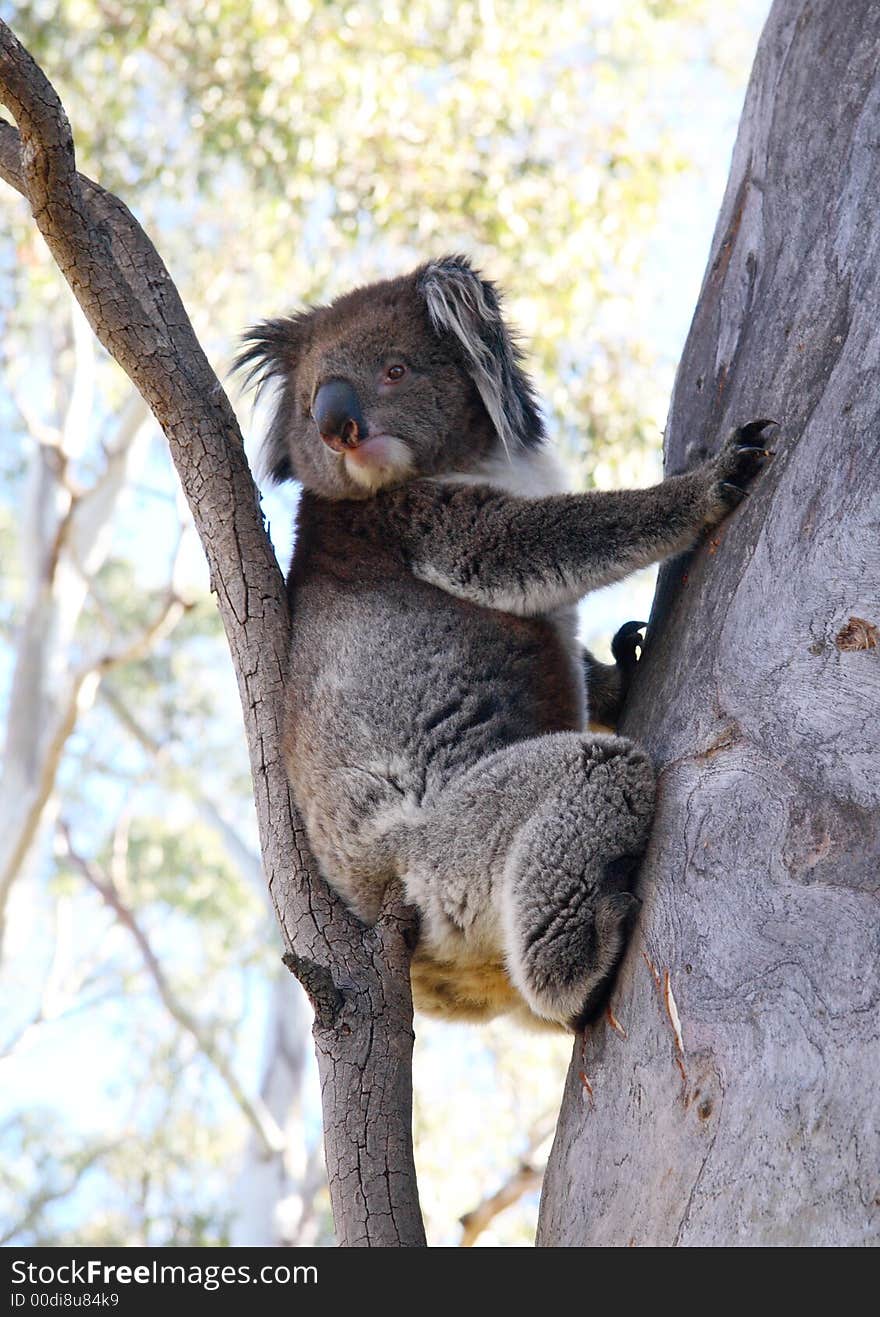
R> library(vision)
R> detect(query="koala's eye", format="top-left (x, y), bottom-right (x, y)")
top-left (385, 364), bottom-right (406, 382)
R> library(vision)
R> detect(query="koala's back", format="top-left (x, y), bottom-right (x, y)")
top-left (283, 489), bottom-right (584, 930)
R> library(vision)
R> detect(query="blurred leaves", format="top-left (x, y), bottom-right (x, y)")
top-left (5, 0), bottom-right (752, 472)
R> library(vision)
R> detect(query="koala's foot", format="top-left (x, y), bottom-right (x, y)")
top-left (583, 622), bottom-right (647, 730)
top-left (611, 619), bottom-right (648, 678)
top-left (501, 736), bottom-right (655, 1029)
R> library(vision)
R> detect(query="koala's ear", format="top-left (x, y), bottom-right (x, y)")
top-left (417, 255), bottom-right (544, 453)
top-left (234, 315), bottom-right (310, 484)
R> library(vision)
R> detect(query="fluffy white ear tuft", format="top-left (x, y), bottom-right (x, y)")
top-left (417, 255), bottom-right (544, 454)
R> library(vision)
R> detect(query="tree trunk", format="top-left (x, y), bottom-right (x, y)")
top-left (538, 0), bottom-right (880, 1247)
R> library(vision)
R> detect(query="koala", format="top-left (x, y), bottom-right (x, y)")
top-left (237, 255), bottom-right (771, 1031)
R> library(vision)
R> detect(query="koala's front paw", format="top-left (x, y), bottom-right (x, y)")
top-left (704, 418), bottom-right (777, 524)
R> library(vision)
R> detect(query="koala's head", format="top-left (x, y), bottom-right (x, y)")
top-left (236, 255), bottom-right (544, 499)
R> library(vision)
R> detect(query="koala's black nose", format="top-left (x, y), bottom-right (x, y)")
top-left (313, 379), bottom-right (365, 452)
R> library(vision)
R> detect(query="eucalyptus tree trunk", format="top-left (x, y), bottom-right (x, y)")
top-left (539, 0), bottom-right (880, 1247)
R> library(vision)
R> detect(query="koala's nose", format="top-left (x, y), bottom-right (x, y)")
top-left (313, 379), bottom-right (365, 452)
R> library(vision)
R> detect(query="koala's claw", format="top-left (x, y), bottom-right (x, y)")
top-left (720, 480), bottom-right (748, 500)
top-left (737, 418), bottom-right (778, 441)
top-left (613, 619), bottom-right (648, 643)
top-left (736, 443), bottom-right (776, 457)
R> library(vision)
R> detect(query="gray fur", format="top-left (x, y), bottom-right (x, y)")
top-left (239, 259), bottom-right (769, 1030)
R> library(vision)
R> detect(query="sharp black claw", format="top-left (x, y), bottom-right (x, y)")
top-left (721, 481), bottom-right (748, 498)
top-left (736, 444), bottom-right (774, 456)
top-left (739, 417), bottom-right (779, 436)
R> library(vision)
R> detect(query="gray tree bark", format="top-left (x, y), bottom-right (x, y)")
top-left (0, 22), bottom-right (425, 1247)
top-left (539, 0), bottom-right (879, 1247)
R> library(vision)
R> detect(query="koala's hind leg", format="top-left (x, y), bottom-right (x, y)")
top-left (404, 732), bottom-right (655, 1029)
top-left (500, 735), bottom-right (654, 1026)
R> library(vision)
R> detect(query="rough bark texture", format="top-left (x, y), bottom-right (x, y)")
top-left (539, 0), bottom-right (880, 1247)
top-left (0, 22), bottom-right (425, 1247)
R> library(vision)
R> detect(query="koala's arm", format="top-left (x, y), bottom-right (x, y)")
top-left (400, 424), bottom-right (773, 617)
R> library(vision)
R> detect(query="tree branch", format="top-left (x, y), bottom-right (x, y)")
top-left (459, 1118), bottom-right (552, 1246)
top-left (459, 1163), bottom-right (544, 1247)
top-left (0, 353), bottom-right (149, 950)
top-left (0, 19), bottom-right (425, 1245)
top-left (0, 1139), bottom-right (115, 1246)
top-left (98, 681), bottom-right (265, 891)
top-left (58, 821), bottom-right (287, 1158)
top-left (0, 580), bottom-right (190, 927)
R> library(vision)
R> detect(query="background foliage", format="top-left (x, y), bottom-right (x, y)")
top-left (0, 0), bottom-right (766, 1245)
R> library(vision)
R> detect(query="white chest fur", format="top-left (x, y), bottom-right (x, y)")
top-left (438, 444), bottom-right (571, 500)
top-left (436, 445), bottom-right (587, 727)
